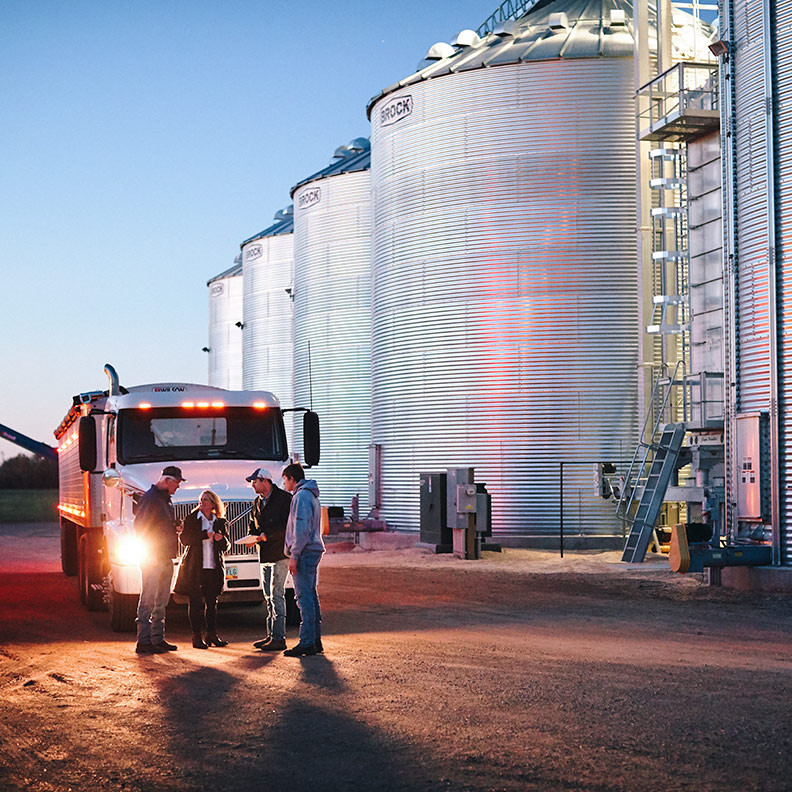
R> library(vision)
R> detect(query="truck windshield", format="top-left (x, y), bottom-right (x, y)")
top-left (117, 407), bottom-right (288, 464)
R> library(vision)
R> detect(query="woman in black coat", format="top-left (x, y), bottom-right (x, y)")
top-left (174, 490), bottom-right (230, 648)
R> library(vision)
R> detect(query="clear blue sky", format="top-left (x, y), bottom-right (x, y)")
top-left (0, 0), bottom-right (488, 458)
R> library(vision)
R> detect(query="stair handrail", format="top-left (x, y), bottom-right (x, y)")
top-left (649, 358), bottom-right (688, 446)
top-left (617, 359), bottom-right (686, 520)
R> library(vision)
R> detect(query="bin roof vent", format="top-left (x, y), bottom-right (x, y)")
top-left (493, 19), bottom-right (518, 38)
top-left (452, 29), bottom-right (481, 48)
top-left (424, 41), bottom-right (455, 60)
top-left (609, 9), bottom-right (626, 27)
top-left (548, 12), bottom-right (569, 32)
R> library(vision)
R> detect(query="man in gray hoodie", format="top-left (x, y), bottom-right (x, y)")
top-left (281, 462), bottom-right (325, 656)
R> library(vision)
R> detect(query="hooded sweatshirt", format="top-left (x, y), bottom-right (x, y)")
top-left (284, 479), bottom-right (325, 561)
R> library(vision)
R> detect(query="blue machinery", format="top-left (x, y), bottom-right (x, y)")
top-left (669, 523), bottom-right (772, 577)
top-left (0, 422), bottom-right (58, 462)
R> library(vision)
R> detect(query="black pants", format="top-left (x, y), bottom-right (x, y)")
top-left (188, 568), bottom-right (222, 635)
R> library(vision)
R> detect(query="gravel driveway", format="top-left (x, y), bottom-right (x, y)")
top-left (1, 523), bottom-right (791, 791)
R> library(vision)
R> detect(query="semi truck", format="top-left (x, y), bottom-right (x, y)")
top-left (55, 364), bottom-right (319, 632)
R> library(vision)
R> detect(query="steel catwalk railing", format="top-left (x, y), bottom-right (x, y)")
top-left (476, 0), bottom-right (540, 36)
top-left (637, 62), bottom-right (719, 132)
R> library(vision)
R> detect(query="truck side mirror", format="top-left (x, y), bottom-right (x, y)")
top-left (79, 416), bottom-right (98, 472)
top-left (303, 411), bottom-right (320, 467)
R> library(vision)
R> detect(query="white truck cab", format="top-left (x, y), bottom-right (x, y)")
top-left (56, 365), bottom-right (319, 631)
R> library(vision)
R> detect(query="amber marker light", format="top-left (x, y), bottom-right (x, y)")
top-left (181, 401), bottom-right (195, 409)
top-left (211, 401), bottom-right (225, 408)
top-left (138, 403), bottom-right (152, 410)
top-left (252, 402), bottom-right (268, 410)
top-left (58, 504), bottom-right (86, 519)
top-left (196, 402), bottom-right (210, 408)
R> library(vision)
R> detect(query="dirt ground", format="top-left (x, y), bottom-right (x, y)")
top-left (1, 523), bottom-right (791, 792)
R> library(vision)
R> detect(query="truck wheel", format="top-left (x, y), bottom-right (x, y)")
top-left (285, 587), bottom-right (300, 626)
top-left (60, 519), bottom-right (78, 577)
top-left (79, 533), bottom-right (107, 612)
top-left (108, 585), bottom-right (138, 633)
top-left (77, 535), bottom-right (87, 606)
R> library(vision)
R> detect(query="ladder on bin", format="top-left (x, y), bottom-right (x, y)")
top-left (617, 361), bottom-right (688, 563)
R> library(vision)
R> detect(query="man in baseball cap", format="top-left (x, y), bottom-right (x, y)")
top-left (245, 467), bottom-right (267, 482)
top-left (134, 467), bottom-right (184, 654)
top-left (162, 466), bottom-right (186, 482)
top-left (245, 468), bottom-right (292, 651)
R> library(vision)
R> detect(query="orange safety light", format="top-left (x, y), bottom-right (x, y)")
top-left (252, 402), bottom-right (268, 410)
top-left (138, 402), bottom-right (152, 410)
top-left (211, 401), bottom-right (225, 408)
top-left (182, 401), bottom-right (195, 408)
top-left (196, 401), bottom-right (209, 408)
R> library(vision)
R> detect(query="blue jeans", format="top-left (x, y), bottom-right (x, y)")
top-left (293, 549), bottom-right (323, 646)
top-left (137, 559), bottom-right (173, 645)
top-left (262, 558), bottom-right (289, 641)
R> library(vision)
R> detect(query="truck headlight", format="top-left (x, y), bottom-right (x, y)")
top-left (116, 536), bottom-right (147, 566)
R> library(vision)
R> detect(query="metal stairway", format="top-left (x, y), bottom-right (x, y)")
top-left (619, 422), bottom-right (686, 562)
top-left (617, 358), bottom-right (689, 563)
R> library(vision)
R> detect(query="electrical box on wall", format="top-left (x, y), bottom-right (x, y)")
top-left (735, 412), bottom-right (770, 522)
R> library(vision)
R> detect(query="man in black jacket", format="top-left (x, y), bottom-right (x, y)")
top-left (246, 468), bottom-right (292, 651)
top-left (134, 465), bottom-right (185, 654)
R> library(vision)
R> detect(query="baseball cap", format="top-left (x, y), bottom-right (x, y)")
top-left (245, 467), bottom-right (270, 482)
top-left (162, 466), bottom-right (186, 482)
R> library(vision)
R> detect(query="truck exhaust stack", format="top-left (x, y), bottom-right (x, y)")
top-left (104, 364), bottom-right (120, 396)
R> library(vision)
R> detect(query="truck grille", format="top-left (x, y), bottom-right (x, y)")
top-left (173, 500), bottom-right (256, 556)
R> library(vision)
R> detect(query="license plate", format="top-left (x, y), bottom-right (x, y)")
top-left (226, 565), bottom-right (238, 580)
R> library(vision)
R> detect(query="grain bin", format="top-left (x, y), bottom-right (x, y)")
top-left (240, 206), bottom-right (294, 448)
top-left (290, 139), bottom-right (372, 514)
top-left (241, 205), bottom-right (294, 389)
top-left (207, 258), bottom-right (243, 390)
top-left (721, 0), bottom-right (792, 563)
top-left (367, 0), bottom-right (706, 542)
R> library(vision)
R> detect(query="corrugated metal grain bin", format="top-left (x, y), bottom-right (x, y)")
top-left (290, 140), bottom-right (372, 514)
top-left (207, 259), bottom-right (243, 390)
top-left (722, 0), bottom-right (792, 563)
top-left (241, 206), bottom-right (295, 448)
top-left (366, 0), bottom-right (647, 541)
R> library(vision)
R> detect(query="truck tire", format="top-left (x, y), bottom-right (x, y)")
top-left (77, 535), bottom-right (87, 606)
top-left (78, 532), bottom-right (107, 612)
top-left (60, 519), bottom-right (78, 577)
top-left (108, 585), bottom-right (138, 633)
top-left (285, 587), bottom-right (300, 626)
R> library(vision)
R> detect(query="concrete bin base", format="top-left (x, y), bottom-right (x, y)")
top-left (357, 532), bottom-right (418, 551)
top-left (722, 565), bottom-right (792, 593)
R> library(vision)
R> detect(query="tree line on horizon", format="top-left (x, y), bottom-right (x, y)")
top-left (0, 454), bottom-right (58, 489)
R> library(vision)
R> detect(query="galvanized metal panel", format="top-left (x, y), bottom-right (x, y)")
top-left (292, 169), bottom-right (372, 515)
top-left (726, 0), bottom-right (792, 563)
top-left (208, 269), bottom-right (243, 390)
top-left (773, 0), bottom-right (792, 564)
top-left (369, 0), bottom-right (714, 117)
top-left (291, 147), bottom-right (370, 198)
top-left (369, 57), bottom-right (639, 538)
top-left (732, 0), bottom-right (772, 415)
top-left (241, 232), bottom-right (294, 445)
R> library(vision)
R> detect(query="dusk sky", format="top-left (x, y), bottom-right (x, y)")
top-left (0, 0), bottom-right (488, 458)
